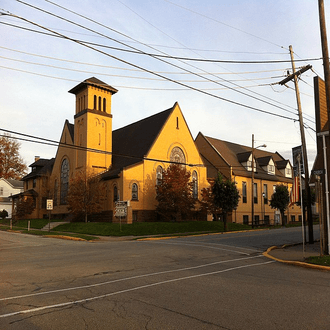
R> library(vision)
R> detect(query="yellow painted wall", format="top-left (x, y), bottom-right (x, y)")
top-left (233, 175), bottom-right (302, 224)
top-left (120, 104), bottom-right (210, 217)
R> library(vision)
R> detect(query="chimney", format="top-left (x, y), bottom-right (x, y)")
top-left (35, 156), bottom-right (40, 162)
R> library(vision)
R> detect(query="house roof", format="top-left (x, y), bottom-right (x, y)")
top-left (257, 156), bottom-right (273, 166)
top-left (0, 178), bottom-right (23, 188)
top-left (102, 104), bottom-right (174, 180)
top-left (199, 135), bottom-right (292, 182)
top-left (69, 77), bottom-right (118, 95)
top-left (22, 158), bottom-right (55, 181)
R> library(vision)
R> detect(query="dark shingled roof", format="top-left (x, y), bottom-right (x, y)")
top-left (102, 104), bottom-right (175, 180)
top-left (257, 156), bottom-right (272, 166)
top-left (22, 158), bottom-right (55, 181)
top-left (5, 179), bottom-right (23, 188)
top-left (69, 77), bottom-right (118, 95)
top-left (201, 135), bottom-right (292, 182)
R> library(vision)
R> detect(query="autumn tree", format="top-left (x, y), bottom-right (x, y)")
top-left (14, 198), bottom-right (35, 220)
top-left (201, 173), bottom-right (240, 231)
top-left (156, 163), bottom-right (196, 221)
top-left (0, 134), bottom-right (27, 179)
top-left (67, 169), bottom-right (106, 223)
top-left (270, 184), bottom-right (290, 226)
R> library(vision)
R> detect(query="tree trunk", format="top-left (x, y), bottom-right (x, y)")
top-left (223, 212), bottom-right (228, 232)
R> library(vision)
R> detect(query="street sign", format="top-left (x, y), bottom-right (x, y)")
top-left (312, 169), bottom-right (326, 176)
top-left (46, 199), bottom-right (53, 211)
top-left (292, 145), bottom-right (304, 175)
top-left (115, 201), bottom-right (127, 217)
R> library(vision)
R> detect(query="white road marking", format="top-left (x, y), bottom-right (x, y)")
top-left (0, 255), bottom-right (264, 302)
top-left (143, 240), bottom-right (252, 255)
top-left (0, 260), bottom-right (275, 319)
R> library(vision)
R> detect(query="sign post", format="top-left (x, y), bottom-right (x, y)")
top-left (46, 199), bottom-right (53, 232)
top-left (115, 201), bottom-right (128, 231)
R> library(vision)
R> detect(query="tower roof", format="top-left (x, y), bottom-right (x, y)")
top-left (68, 77), bottom-right (118, 95)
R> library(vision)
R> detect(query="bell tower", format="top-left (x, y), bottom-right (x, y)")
top-left (69, 77), bottom-right (118, 173)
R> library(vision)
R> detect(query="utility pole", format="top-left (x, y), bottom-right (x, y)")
top-left (279, 46), bottom-right (314, 244)
top-left (251, 134), bottom-right (255, 228)
top-left (318, 0), bottom-right (330, 254)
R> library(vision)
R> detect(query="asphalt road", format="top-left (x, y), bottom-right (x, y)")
top-left (1, 226), bottom-right (328, 330)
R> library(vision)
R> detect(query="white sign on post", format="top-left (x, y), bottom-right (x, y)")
top-left (115, 201), bottom-right (127, 217)
top-left (46, 199), bottom-right (53, 211)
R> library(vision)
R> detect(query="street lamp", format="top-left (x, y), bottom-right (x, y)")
top-left (251, 134), bottom-right (267, 228)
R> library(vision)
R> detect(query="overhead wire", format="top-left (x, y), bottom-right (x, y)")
top-left (1, 10), bottom-right (298, 122)
top-left (31, 0), bottom-right (302, 121)
top-left (6, 2), bottom-right (304, 119)
top-left (112, 0), bottom-right (302, 117)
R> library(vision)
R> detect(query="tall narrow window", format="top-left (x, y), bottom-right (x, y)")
top-left (98, 96), bottom-right (102, 111)
top-left (103, 98), bottom-right (106, 112)
top-left (132, 183), bottom-right (138, 200)
top-left (253, 183), bottom-right (258, 204)
top-left (263, 184), bottom-right (268, 204)
top-left (192, 171), bottom-right (198, 199)
top-left (176, 117), bottom-right (179, 129)
top-left (60, 158), bottom-right (69, 205)
top-left (54, 179), bottom-right (58, 206)
top-left (93, 95), bottom-right (97, 109)
top-left (156, 166), bottom-right (163, 185)
top-left (242, 182), bottom-right (247, 203)
top-left (113, 185), bottom-right (118, 202)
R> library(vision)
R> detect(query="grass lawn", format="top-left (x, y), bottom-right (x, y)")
top-left (305, 255), bottom-right (330, 267)
top-left (0, 219), bottom-right (65, 229)
top-left (54, 221), bottom-right (251, 237)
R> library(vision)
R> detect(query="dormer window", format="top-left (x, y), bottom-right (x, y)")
top-left (267, 164), bottom-right (275, 175)
top-left (286, 168), bottom-right (292, 177)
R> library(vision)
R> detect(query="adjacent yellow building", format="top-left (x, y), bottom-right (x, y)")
top-left (195, 133), bottom-right (302, 225)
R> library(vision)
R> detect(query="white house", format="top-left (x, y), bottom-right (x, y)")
top-left (0, 178), bottom-right (24, 218)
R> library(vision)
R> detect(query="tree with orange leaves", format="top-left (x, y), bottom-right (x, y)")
top-left (0, 134), bottom-right (27, 179)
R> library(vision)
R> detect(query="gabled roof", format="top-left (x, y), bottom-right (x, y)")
top-left (257, 156), bottom-right (273, 166)
top-left (276, 159), bottom-right (290, 169)
top-left (102, 104), bottom-right (175, 180)
top-left (198, 135), bottom-right (292, 182)
top-left (22, 158), bottom-right (55, 181)
top-left (237, 151), bottom-right (251, 163)
top-left (6, 179), bottom-right (23, 188)
top-left (0, 178), bottom-right (23, 188)
top-left (69, 77), bottom-right (118, 95)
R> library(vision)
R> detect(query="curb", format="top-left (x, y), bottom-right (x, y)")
top-left (263, 246), bottom-right (330, 271)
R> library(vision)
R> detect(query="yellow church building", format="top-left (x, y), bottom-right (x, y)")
top-left (18, 77), bottom-right (210, 222)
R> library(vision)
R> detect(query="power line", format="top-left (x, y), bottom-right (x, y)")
top-left (13, 0), bottom-right (303, 118)
top-left (0, 15), bottom-right (311, 117)
top-left (1, 10), bottom-right (298, 122)
top-left (0, 45), bottom-right (293, 76)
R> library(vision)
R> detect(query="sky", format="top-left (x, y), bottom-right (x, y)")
top-left (0, 0), bottom-right (328, 172)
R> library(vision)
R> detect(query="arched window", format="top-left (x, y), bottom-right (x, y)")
top-left (98, 96), bottom-right (102, 111)
top-left (156, 166), bottom-right (163, 185)
top-left (103, 98), bottom-right (106, 112)
top-left (192, 171), bottom-right (198, 199)
top-left (54, 179), bottom-right (58, 206)
top-left (93, 95), bottom-right (97, 110)
top-left (132, 183), bottom-right (138, 200)
top-left (60, 158), bottom-right (69, 205)
top-left (113, 185), bottom-right (118, 202)
top-left (170, 147), bottom-right (186, 164)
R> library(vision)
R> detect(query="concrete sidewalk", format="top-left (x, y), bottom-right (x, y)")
top-left (264, 241), bottom-right (330, 271)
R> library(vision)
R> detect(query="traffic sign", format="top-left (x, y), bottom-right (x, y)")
top-left (312, 169), bottom-right (325, 176)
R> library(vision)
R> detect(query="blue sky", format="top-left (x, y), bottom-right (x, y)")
top-left (1, 0), bottom-right (328, 171)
